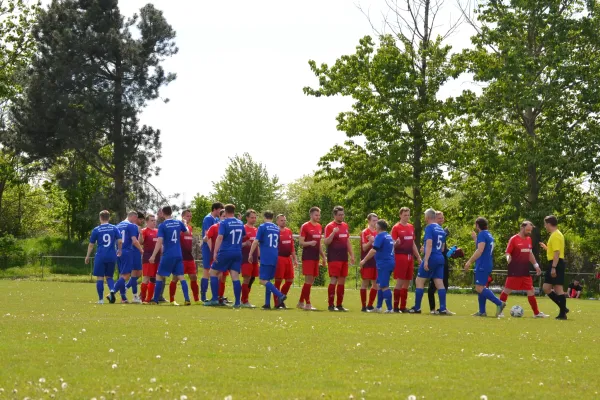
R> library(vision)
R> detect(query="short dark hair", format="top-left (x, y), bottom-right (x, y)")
top-left (309, 206), bottom-right (320, 215)
top-left (376, 219), bottom-right (388, 231)
top-left (245, 209), bottom-right (257, 218)
top-left (162, 206), bottom-right (173, 216)
top-left (224, 204), bottom-right (236, 214)
top-left (137, 211), bottom-right (145, 219)
top-left (333, 206), bottom-right (344, 215)
top-left (400, 207), bottom-right (410, 215)
top-left (99, 210), bottom-right (110, 222)
top-left (145, 214), bottom-right (155, 221)
top-left (475, 217), bottom-right (488, 230)
top-left (367, 213), bottom-right (378, 221)
top-left (212, 202), bottom-right (224, 211)
top-left (263, 210), bottom-right (274, 220)
top-left (181, 209), bottom-right (191, 217)
top-left (544, 215), bottom-right (558, 227)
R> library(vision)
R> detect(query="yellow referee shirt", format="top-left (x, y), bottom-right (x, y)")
top-left (547, 230), bottom-right (565, 261)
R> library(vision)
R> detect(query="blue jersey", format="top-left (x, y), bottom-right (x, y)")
top-left (89, 223), bottom-right (121, 262)
top-left (373, 232), bottom-right (395, 268)
top-left (256, 222), bottom-right (280, 266)
top-left (158, 219), bottom-right (188, 259)
top-left (218, 217), bottom-right (246, 254)
top-left (423, 223), bottom-right (446, 263)
top-left (202, 213), bottom-right (218, 238)
top-left (475, 230), bottom-right (494, 271)
top-left (116, 220), bottom-right (139, 250)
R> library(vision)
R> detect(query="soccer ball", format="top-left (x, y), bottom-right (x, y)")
top-left (510, 305), bottom-right (524, 317)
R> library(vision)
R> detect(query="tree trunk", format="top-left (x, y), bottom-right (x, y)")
top-left (113, 52), bottom-right (126, 221)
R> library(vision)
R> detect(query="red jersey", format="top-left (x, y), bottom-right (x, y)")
top-left (278, 227), bottom-right (295, 257)
top-left (300, 222), bottom-right (322, 261)
top-left (361, 227), bottom-right (377, 268)
top-left (325, 221), bottom-right (350, 262)
top-left (141, 227), bottom-right (161, 263)
top-left (505, 234), bottom-right (533, 276)
top-left (391, 223), bottom-right (415, 255)
top-left (180, 224), bottom-right (194, 261)
top-left (207, 223), bottom-right (220, 263)
top-left (242, 224), bottom-right (258, 263)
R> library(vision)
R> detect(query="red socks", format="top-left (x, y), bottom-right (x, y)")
top-left (393, 289), bottom-right (401, 309)
top-left (274, 280), bottom-right (282, 306)
top-left (219, 281), bottom-right (225, 298)
top-left (146, 282), bottom-right (155, 302)
top-left (336, 285), bottom-right (345, 307)
top-left (300, 283), bottom-right (311, 304)
top-left (528, 295), bottom-right (540, 315)
top-left (500, 292), bottom-right (508, 303)
top-left (360, 289), bottom-right (367, 307)
top-left (169, 280), bottom-right (177, 302)
top-left (328, 284), bottom-right (336, 307)
top-left (400, 288), bottom-right (408, 310)
top-left (368, 288), bottom-right (377, 307)
top-left (191, 280), bottom-right (199, 302)
top-left (241, 283), bottom-right (249, 304)
top-left (140, 283), bottom-right (148, 302)
top-left (281, 281), bottom-right (292, 295)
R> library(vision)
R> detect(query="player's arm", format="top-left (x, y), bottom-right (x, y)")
top-left (412, 242), bottom-right (422, 263)
top-left (213, 235), bottom-right (224, 260)
top-left (360, 248), bottom-right (377, 267)
top-left (361, 235), bottom-right (373, 251)
top-left (465, 241), bottom-right (485, 270)
top-left (131, 235), bottom-right (143, 253)
top-left (323, 225), bottom-right (337, 245)
top-left (528, 251), bottom-right (541, 275)
top-left (299, 228), bottom-right (316, 247)
top-left (248, 238), bottom-right (259, 264)
top-left (149, 237), bottom-right (162, 263)
top-left (424, 239), bottom-right (433, 271)
top-left (319, 246), bottom-right (327, 266)
top-left (85, 242), bottom-right (95, 265)
top-left (139, 232), bottom-right (145, 246)
top-left (347, 236), bottom-right (355, 264)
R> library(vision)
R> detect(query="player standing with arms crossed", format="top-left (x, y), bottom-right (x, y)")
top-left (540, 215), bottom-right (568, 320)
top-left (200, 202), bottom-right (224, 302)
top-left (85, 210), bottom-right (122, 304)
top-left (391, 207), bottom-right (422, 313)
top-left (241, 209), bottom-right (259, 308)
top-left (359, 213), bottom-right (379, 312)
top-left (274, 214), bottom-right (297, 309)
top-left (324, 206), bottom-right (355, 312)
top-left (140, 214), bottom-right (161, 303)
top-left (298, 207), bottom-right (326, 311)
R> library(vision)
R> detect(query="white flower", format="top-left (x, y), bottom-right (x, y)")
top-left (156, 355), bottom-right (161, 359)
top-left (61, 382), bottom-right (68, 390)
top-left (82, 329), bottom-right (86, 332)
top-left (181, 396), bottom-right (188, 400)
top-left (191, 387), bottom-right (197, 392)
top-left (39, 378), bottom-right (46, 383)
top-left (150, 378), bottom-right (156, 383)
top-left (224, 396), bottom-right (232, 400)
top-left (481, 396), bottom-right (488, 400)
top-left (73, 338), bottom-right (77, 341)
top-left (109, 349), bottom-right (114, 353)
top-left (111, 364), bottom-right (118, 369)
top-left (408, 396), bottom-right (417, 400)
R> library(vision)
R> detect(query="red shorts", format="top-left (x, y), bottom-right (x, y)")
top-left (302, 260), bottom-right (320, 276)
top-left (220, 270), bottom-right (229, 277)
top-left (394, 254), bottom-right (414, 280)
top-left (183, 260), bottom-right (197, 275)
top-left (361, 267), bottom-right (377, 280)
top-left (504, 276), bottom-right (534, 291)
top-left (275, 256), bottom-right (295, 280)
top-left (142, 263), bottom-right (158, 277)
top-left (328, 261), bottom-right (348, 278)
top-left (241, 263), bottom-right (259, 277)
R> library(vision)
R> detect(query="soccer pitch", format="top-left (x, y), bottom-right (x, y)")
top-left (1, 281), bottom-right (598, 399)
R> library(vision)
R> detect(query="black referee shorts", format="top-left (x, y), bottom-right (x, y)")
top-left (544, 259), bottom-right (565, 285)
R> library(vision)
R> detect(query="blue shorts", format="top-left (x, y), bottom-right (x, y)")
top-left (93, 258), bottom-right (116, 277)
top-left (417, 260), bottom-right (444, 280)
top-left (157, 257), bottom-right (184, 277)
top-left (118, 249), bottom-right (134, 275)
top-left (202, 244), bottom-right (212, 269)
top-left (212, 252), bottom-right (242, 273)
top-left (259, 264), bottom-right (276, 281)
top-left (132, 250), bottom-right (142, 271)
top-left (376, 267), bottom-right (393, 288)
top-left (474, 268), bottom-right (492, 286)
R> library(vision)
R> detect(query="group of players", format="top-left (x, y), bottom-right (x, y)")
top-left (86, 201), bottom-right (570, 319)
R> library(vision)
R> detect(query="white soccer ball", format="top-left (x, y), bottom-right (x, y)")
top-left (510, 305), bottom-right (524, 317)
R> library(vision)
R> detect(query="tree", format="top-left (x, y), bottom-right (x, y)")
top-left (303, 0), bottom-right (462, 241)
top-left (8, 0), bottom-right (177, 220)
top-left (211, 153), bottom-right (282, 214)
top-left (189, 194), bottom-right (213, 228)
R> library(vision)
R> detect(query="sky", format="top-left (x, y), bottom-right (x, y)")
top-left (44, 0), bottom-right (479, 205)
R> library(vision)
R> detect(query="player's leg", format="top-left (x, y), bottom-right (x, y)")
top-left (259, 265), bottom-right (275, 309)
top-left (281, 258), bottom-right (294, 296)
top-left (409, 261), bottom-right (429, 313)
top-left (328, 261), bottom-right (340, 310)
top-left (399, 255), bottom-right (413, 312)
top-left (128, 256), bottom-right (142, 303)
top-left (241, 262), bottom-right (252, 305)
top-left (299, 260), bottom-right (318, 310)
top-left (184, 260), bottom-right (199, 303)
top-left (219, 272), bottom-right (230, 304)
top-left (433, 276), bottom-right (448, 314)
top-left (335, 262), bottom-right (348, 311)
top-left (200, 245), bottom-right (212, 301)
top-left (475, 268), bottom-right (504, 316)
top-left (360, 275), bottom-right (369, 311)
top-left (500, 276), bottom-right (513, 304)
top-left (393, 254), bottom-right (403, 311)
top-left (207, 267), bottom-right (221, 304)
top-left (94, 276), bottom-right (104, 303)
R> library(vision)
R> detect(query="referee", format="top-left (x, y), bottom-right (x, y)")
top-left (540, 215), bottom-right (569, 320)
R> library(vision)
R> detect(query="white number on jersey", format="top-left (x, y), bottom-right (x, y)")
top-left (103, 233), bottom-right (111, 247)
top-left (436, 236), bottom-right (443, 250)
top-left (268, 233), bottom-right (279, 248)
top-left (171, 230), bottom-right (178, 243)
top-left (490, 241), bottom-right (494, 254)
top-left (121, 230), bottom-right (126, 242)
top-left (231, 229), bottom-right (243, 245)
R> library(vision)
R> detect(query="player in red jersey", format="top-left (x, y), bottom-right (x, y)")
top-left (500, 221), bottom-right (549, 318)
top-left (360, 213), bottom-right (380, 312)
top-left (241, 209), bottom-right (259, 308)
top-left (391, 207), bottom-right (422, 313)
top-left (169, 209), bottom-right (199, 304)
top-left (139, 214), bottom-right (161, 303)
top-left (298, 206), bottom-right (326, 311)
top-left (274, 214), bottom-right (298, 309)
top-left (324, 206), bottom-right (355, 312)
top-left (206, 210), bottom-right (229, 304)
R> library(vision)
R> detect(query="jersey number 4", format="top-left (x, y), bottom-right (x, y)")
top-left (171, 230), bottom-right (178, 243)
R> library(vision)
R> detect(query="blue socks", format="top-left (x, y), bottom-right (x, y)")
top-left (265, 281), bottom-right (283, 299)
top-left (153, 280), bottom-right (165, 303)
top-left (383, 289), bottom-right (392, 310)
top-left (210, 276), bottom-right (220, 301)
top-left (478, 292), bottom-right (486, 314)
top-left (414, 288), bottom-right (424, 310)
top-left (128, 277), bottom-right (138, 294)
top-left (265, 285), bottom-right (272, 307)
top-left (113, 277), bottom-right (126, 293)
top-left (106, 277), bottom-right (115, 292)
top-left (377, 289), bottom-right (384, 309)
top-left (180, 280), bottom-right (190, 302)
top-left (200, 277), bottom-right (209, 301)
top-left (438, 288), bottom-right (447, 311)
top-left (96, 280), bottom-right (104, 300)
top-left (483, 288), bottom-right (502, 306)
top-left (233, 280), bottom-right (242, 306)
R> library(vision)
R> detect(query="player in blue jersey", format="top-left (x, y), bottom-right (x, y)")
top-left (85, 210), bottom-right (123, 304)
top-left (360, 219), bottom-right (395, 313)
top-left (148, 206), bottom-right (192, 306)
top-left (248, 211), bottom-right (287, 310)
top-left (200, 202), bottom-right (224, 301)
top-left (409, 209), bottom-right (451, 315)
top-left (113, 211), bottom-right (144, 303)
top-left (205, 204), bottom-right (246, 307)
top-left (464, 217), bottom-right (505, 317)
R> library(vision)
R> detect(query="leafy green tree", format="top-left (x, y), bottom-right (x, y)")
top-left (304, 0), bottom-right (461, 241)
top-left (189, 194), bottom-right (213, 228)
top-left (8, 0), bottom-right (177, 220)
top-left (212, 153), bottom-right (282, 214)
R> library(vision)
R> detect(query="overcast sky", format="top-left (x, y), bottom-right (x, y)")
top-left (43, 0), bottom-right (479, 205)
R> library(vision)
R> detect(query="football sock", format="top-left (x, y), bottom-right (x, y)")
top-left (400, 288), bottom-right (408, 310)
top-left (393, 289), bottom-right (401, 309)
top-left (191, 280), bottom-right (199, 302)
top-left (273, 280), bottom-right (282, 306)
top-left (146, 282), bottom-right (155, 302)
top-left (96, 280), bottom-right (104, 300)
top-left (281, 281), bottom-right (292, 295)
top-left (528, 295), bottom-right (540, 315)
top-left (560, 295), bottom-right (567, 313)
top-left (328, 284), bottom-right (335, 307)
top-left (232, 280), bottom-right (242, 306)
top-left (438, 288), bottom-right (447, 311)
top-left (368, 288), bottom-right (378, 307)
top-left (383, 289), bottom-right (392, 310)
top-left (500, 292), bottom-right (508, 302)
top-left (113, 277), bottom-right (126, 294)
top-left (200, 278), bottom-right (209, 301)
top-left (248, 276), bottom-right (256, 289)
top-left (180, 280), bottom-right (190, 302)
top-left (106, 277), bottom-right (115, 292)
top-left (483, 288), bottom-right (501, 306)
top-left (210, 276), bottom-right (220, 301)
top-left (414, 288), bottom-right (424, 310)
top-left (266, 281), bottom-right (283, 299)
top-left (300, 283), bottom-right (311, 304)
top-left (336, 284), bottom-right (345, 307)
top-left (241, 283), bottom-right (249, 303)
top-left (128, 277), bottom-right (138, 295)
top-left (169, 280), bottom-right (177, 302)
top-left (265, 285), bottom-right (272, 307)
top-left (140, 282), bottom-right (148, 301)
top-left (360, 288), bottom-right (367, 307)
top-left (478, 292), bottom-right (486, 314)
top-left (427, 282), bottom-right (437, 311)
top-left (153, 280), bottom-right (165, 303)
top-left (377, 289), bottom-right (384, 309)
top-left (219, 281), bottom-right (225, 299)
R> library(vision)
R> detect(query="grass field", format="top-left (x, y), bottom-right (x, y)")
top-left (1, 281), bottom-right (598, 399)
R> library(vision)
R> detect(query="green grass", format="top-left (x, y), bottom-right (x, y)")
top-left (1, 281), bottom-right (598, 399)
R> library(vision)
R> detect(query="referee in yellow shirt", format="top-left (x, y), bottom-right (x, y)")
top-left (540, 215), bottom-right (568, 320)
